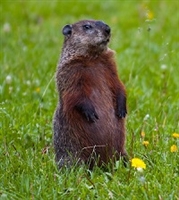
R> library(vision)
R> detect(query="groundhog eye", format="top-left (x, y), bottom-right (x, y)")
top-left (83, 24), bottom-right (93, 30)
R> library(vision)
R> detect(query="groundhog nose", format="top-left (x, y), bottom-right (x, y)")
top-left (95, 21), bottom-right (111, 34)
top-left (105, 25), bottom-right (111, 34)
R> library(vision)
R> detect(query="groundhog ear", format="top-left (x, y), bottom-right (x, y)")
top-left (62, 24), bottom-right (72, 36)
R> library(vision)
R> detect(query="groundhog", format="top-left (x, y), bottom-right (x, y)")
top-left (53, 20), bottom-right (127, 169)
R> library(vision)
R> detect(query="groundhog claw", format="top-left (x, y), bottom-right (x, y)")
top-left (76, 102), bottom-right (99, 123)
top-left (117, 109), bottom-right (127, 118)
top-left (85, 111), bottom-right (99, 122)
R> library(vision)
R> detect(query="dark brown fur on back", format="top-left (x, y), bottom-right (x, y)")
top-left (53, 20), bottom-right (127, 169)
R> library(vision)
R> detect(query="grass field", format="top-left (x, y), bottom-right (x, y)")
top-left (0, 0), bottom-right (179, 199)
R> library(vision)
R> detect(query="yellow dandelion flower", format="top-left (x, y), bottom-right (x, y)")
top-left (35, 87), bottom-right (40, 93)
top-left (141, 131), bottom-right (145, 138)
top-left (143, 141), bottom-right (149, 147)
top-left (172, 133), bottom-right (179, 138)
top-left (131, 158), bottom-right (146, 169)
top-left (146, 10), bottom-right (154, 20)
top-left (170, 145), bottom-right (178, 152)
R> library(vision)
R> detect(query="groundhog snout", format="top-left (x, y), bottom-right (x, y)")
top-left (95, 21), bottom-right (111, 35)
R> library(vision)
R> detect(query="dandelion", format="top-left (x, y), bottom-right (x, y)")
top-left (26, 80), bottom-right (31, 85)
top-left (3, 22), bottom-right (11, 33)
top-left (141, 131), bottom-right (145, 138)
top-left (131, 158), bottom-right (146, 169)
top-left (144, 114), bottom-right (150, 121)
top-left (140, 131), bottom-right (145, 138)
top-left (161, 64), bottom-right (167, 70)
top-left (142, 141), bottom-right (149, 147)
top-left (172, 133), bottom-right (179, 138)
top-left (6, 75), bottom-right (12, 84)
top-left (146, 10), bottom-right (154, 20)
top-left (170, 145), bottom-right (178, 152)
top-left (35, 87), bottom-right (40, 93)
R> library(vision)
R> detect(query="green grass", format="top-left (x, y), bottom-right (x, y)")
top-left (0, 0), bottom-right (179, 199)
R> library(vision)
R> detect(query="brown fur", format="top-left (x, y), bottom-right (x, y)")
top-left (53, 20), bottom-right (127, 169)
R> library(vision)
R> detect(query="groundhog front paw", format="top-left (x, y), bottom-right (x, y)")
top-left (116, 94), bottom-right (127, 118)
top-left (116, 107), bottom-right (127, 118)
top-left (84, 109), bottom-right (99, 122)
top-left (76, 103), bottom-right (99, 123)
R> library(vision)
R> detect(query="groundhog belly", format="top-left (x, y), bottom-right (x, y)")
top-left (68, 86), bottom-right (124, 164)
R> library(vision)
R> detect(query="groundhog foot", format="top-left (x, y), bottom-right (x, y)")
top-left (116, 107), bottom-right (127, 118)
top-left (116, 93), bottom-right (127, 118)
top-left (76, 102), bottom-right (99, 123)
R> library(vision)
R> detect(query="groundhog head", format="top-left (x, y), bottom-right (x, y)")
top-left (62, 20), bottom-right (111, 55)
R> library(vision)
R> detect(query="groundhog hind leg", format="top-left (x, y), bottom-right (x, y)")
top-left (53, 107), bottom-right (78, 168)
top-left (113, 120), bottom-right (128, 167)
